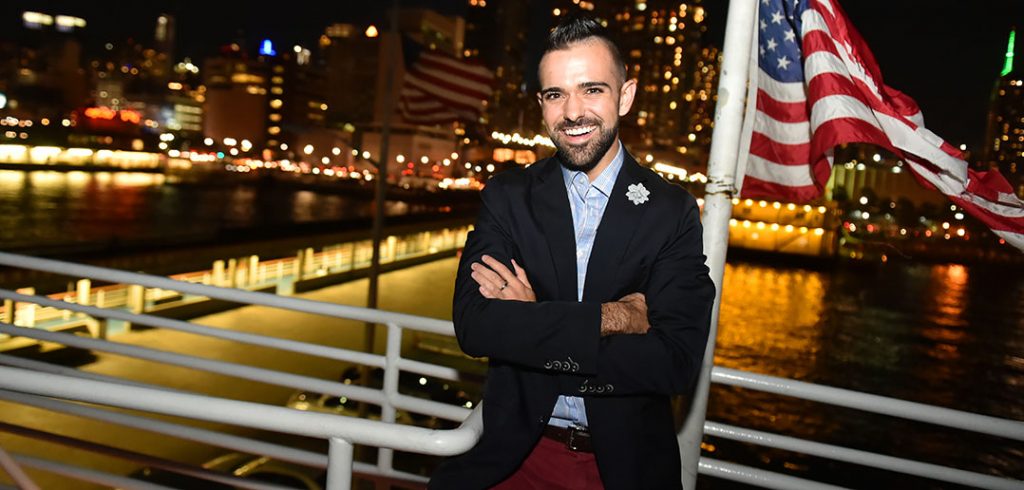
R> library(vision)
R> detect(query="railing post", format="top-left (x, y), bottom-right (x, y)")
top-left (212, 259), bottom-right (225, 287)
top-left (386, 236), bottom-right (397, 263)
top-left (226, 258), bottom-right (238, 288)
top-left (327, 437), bottom-right (353, 490)
top-left (248, 255), bottom-right (259, 287)
top-left (678, 0), bottom-right (756, 488)
top-left (294, 250), bottom-right (305, 281)
top-left (304, 248), bottom-right (316, 277)
top-left (2, 297), bottom-right (12, 325)
top-left (378, 323), bottom-right (403, 475)
top-left (76, 279), bottom-right (91, 307)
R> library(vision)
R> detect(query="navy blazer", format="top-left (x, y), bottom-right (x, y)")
top-left (430, 151), bottom-right (715, 490)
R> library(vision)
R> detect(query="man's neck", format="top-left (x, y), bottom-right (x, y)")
top-left (585, 139), bottom-right (622, 183)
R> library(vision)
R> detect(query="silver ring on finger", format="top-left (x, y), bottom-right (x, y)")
top-left (499, 281), bottom-right (508, 291)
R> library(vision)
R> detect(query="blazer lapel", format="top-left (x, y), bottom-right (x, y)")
top-left (530, 159), bottom-right (579, 301)
top-left (583, 153), bottom-right (650, 302)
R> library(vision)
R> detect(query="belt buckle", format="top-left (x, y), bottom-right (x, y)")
top-left (566, 426), bottom-right (588, 452)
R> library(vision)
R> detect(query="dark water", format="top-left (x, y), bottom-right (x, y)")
top-left (702, 261), bottom-right (1024, 488)
top-left (0, 170), bottom-right (440, 251)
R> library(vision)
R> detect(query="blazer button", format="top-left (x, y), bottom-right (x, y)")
top-left (544, 361), bottom-right (552, 369)
top-left (578, 385), bottom-right (587, 393)
top-left (605, 384), bottom-right (614, 392)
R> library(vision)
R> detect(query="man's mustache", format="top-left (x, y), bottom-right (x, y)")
top-left (555, 119), bottom-right (602, 132)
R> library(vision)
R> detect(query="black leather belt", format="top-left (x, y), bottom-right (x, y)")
top-left (543, 425), bottom-right (594, 453)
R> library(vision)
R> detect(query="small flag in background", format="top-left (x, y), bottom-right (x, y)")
top-left (398, 37), bottom-right (494, 126)
top-left (741, 0), bottom-right (1024, 250)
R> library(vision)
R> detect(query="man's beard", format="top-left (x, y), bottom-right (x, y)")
top-left (552, 118), bottom-right (619, 175)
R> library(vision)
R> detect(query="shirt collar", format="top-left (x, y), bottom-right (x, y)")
top-left (560, 141), bottom-right (625, 198)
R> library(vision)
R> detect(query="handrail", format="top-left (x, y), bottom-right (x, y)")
top-left (0, 288), bottom-right (387, 367)
top-left (0, 367), bottom-right (483, 456)
top-left (0, 390), bottom-right (328, 468)
top-left (711, 367), bottom-right (1024, 442)
top-left (0, 322), bottom-right (387, 405)
top-left (0, 423), bottom-right (291, 490)
top-left (0, 251), bottom-right (454, 334)
top-left (698, 458), bottom-right (850, 490)
top-left (704, 422), bottom-right (1021, 490)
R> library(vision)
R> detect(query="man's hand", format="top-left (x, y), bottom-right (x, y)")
top-left (600, 293), bottom-right (649, 336)
top-left (471, 255), bottom-right (537, 302)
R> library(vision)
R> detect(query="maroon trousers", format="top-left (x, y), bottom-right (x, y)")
top-left (490, 435), bottom-right (605, 490)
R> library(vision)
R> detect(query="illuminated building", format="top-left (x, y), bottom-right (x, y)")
top-left (322, 9), bottom-right (468, 183)
top-left (323, 24), bottom-right (380, 127)
top-left (463, 0), bottom-right (543, 137)
top-left (982, 29), bottom-right (1024, 196)
top-left (258, 43), bottom-right (328, 152)
top-left (7, 11), bottom-right (90, 120)
top-left (152, 14), bottom-right (176, 83)
top-left (202, 47), bottom-right (268, 148)
top-left (678, 44), bottom-right (718, 163)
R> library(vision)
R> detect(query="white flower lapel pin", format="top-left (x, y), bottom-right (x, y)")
top-left (626, 182), bottom-right (650, 205)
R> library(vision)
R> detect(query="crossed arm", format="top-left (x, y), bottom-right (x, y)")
top-left (452, 183), bottom-right (714, 396)
top-left (470, 255), bottom-right (649, 337)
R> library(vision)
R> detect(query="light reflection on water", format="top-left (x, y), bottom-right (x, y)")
top-left (706, 261), bottom-right (1024, 487)
top-left (0, 170), bottom-right (430, 251)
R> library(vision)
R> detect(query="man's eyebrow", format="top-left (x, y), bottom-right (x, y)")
top-left (579, 81), bottom-right (612, 90)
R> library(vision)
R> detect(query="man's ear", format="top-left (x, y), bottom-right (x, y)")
top-left (536, 92), bottom-right (544, 108)
top-left (618, 78), bottom-right (637, 116)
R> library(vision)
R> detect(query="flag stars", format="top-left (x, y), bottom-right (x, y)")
top-left (776, 56), bottom-right (792, 70)
top-left (760, 19), bottom-right (768, 31)
top-left (766, 38), bottom-right (778, 51)
top-left (759, 45), bottom-right (766, 57)
top-left (784, 29), bottom-right (796, 43)
top-left (771, 10), bottom-right (784, 24)
top-left (761, 0), bottom-right (769, 5)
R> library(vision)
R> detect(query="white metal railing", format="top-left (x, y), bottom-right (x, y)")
top-left (0, 252), bottom-right (1022, 490)
top-left (0, 226), bottom-right (470, 331)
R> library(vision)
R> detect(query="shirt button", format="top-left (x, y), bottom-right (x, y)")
top-left (576, 250), bottom-right (583, 258)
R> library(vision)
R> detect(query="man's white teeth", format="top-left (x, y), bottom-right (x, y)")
top-left (565, 126), bottom-right (596, 136)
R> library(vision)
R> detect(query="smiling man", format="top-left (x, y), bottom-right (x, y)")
top-left (429, 15), bottom-right (715, 490)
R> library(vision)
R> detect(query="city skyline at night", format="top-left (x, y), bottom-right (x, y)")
top-left (0, 0), bottom-right (1021, 151)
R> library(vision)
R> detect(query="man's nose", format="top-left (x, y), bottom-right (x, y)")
top-left (563, 93), bottom-right (585, 121)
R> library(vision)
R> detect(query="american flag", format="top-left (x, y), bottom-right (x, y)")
top-left (398, 38), bottom-right (494, 126)
top-left (741, 0), bottom-right (1024, 250)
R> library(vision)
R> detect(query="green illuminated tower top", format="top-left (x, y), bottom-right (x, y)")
top-left (1001, 29), bottom-right (1015, 77)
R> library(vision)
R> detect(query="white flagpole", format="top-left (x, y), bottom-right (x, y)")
top-left (678, 0), bottom-right (759, 487)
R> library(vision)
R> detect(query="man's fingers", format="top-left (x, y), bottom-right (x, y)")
top-left (468, 265), bottom-right (505, 296)
top-left (481, 255), bottom-right (517, 284)
top-left (479, 285), bottom-right (498, 299)
top-left (511, 259), bottom-right (532, 289)
top-left (471, 262), bottom-right (505, 286)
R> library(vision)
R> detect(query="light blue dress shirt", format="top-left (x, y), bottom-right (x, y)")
top-left (548, 142), bottom-right (625, 429)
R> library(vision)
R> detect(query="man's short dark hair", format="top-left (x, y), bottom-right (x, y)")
top-left (541, 14), bottom-right (627, 83)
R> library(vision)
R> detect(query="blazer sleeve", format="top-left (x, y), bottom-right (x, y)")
top-left (568, 193), bottom-right (715, 397)
top-left (452, 179), bottom-right (603, 374)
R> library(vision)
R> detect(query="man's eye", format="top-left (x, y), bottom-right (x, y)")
top-left (544, 93), bottom-right (562, 101)
top-left (585, 88), bottom-right (602, 95)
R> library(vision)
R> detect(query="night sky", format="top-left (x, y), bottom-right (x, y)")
top-left (2, 0), bottom-right (1022, 151)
